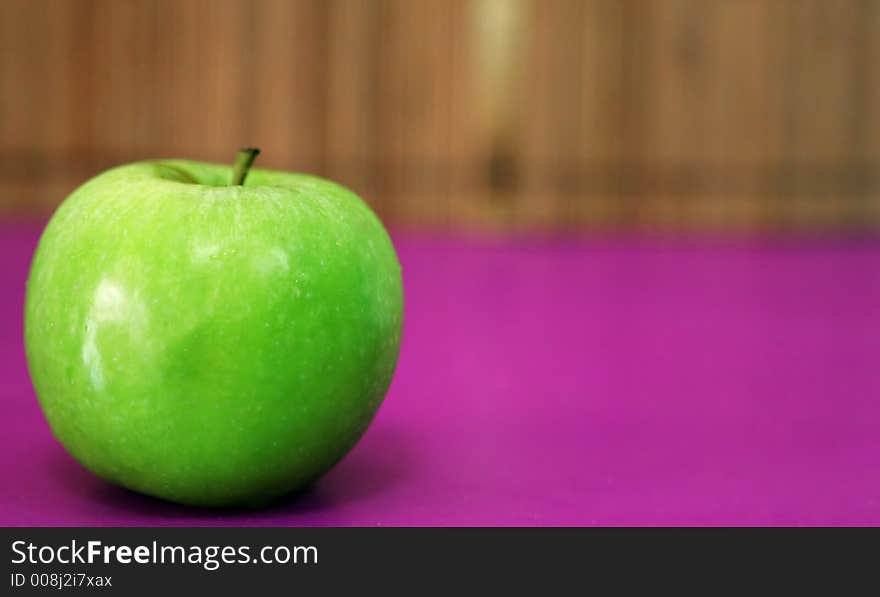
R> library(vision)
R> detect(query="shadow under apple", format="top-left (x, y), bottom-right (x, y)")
top-left (48, 423), bottom-right (415, 524)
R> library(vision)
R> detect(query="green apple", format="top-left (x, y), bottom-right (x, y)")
top-left (24, 149), bottom-right (403, 507)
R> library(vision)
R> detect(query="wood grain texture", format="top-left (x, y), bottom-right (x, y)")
top-left (0, 0), bottom-right (877, 233)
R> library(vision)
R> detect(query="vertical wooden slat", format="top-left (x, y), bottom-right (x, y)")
top-left (517, 0), bottom-right (628, 232)
top-left (779, 0), bottom-right (864, 231)
top-left (573, 0), bottom-right (625, 230)
top-left (164, 0), bottom-right (249, 159)
top-left (374, 0), bottom-right (460, 227)
top-left (0, 1), bottom-right (49, 152)
top-left (326, 0), bottom-right (381, 203)
top-left (446, 0), bottom-right (487, 232)
top-left (857, 0), bottom-right (880, 227)
top-left (465, 0), bottom-right (524, 230)
top-left (700, 0), bottom-right (786, 231)
top-left (150, 0), bottom-right (202, 157)
top-left (90, 0), bottom-right (143, 156)
top-left (630, 0), bottom-right (718, 230)
top-left (518, 0), bottom-right (585, 232)
top-left (251, 0), bottom-right (328, 173)
top-left (622, 0), bottom-right (805, 232)
top-left (203, 0), bottom-right (252, 157)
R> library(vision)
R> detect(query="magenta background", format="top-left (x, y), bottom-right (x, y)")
top-left (2, 223), bottom-right (880, 526)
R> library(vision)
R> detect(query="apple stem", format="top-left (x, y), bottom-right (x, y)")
top-left (231, 147), bottom-right (260, 185)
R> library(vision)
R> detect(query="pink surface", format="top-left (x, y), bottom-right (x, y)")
top-left (2, 223), bottom-right (880, 526)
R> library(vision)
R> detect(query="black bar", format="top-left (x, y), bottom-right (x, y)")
top-left (0, 527), bottom-right (874, 595)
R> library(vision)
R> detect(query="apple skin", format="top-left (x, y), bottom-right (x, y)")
top-left (24, 160), bottom-right (403, 507)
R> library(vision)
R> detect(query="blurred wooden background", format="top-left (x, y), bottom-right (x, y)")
top-left (1, 0), bottom-right (879, 234)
